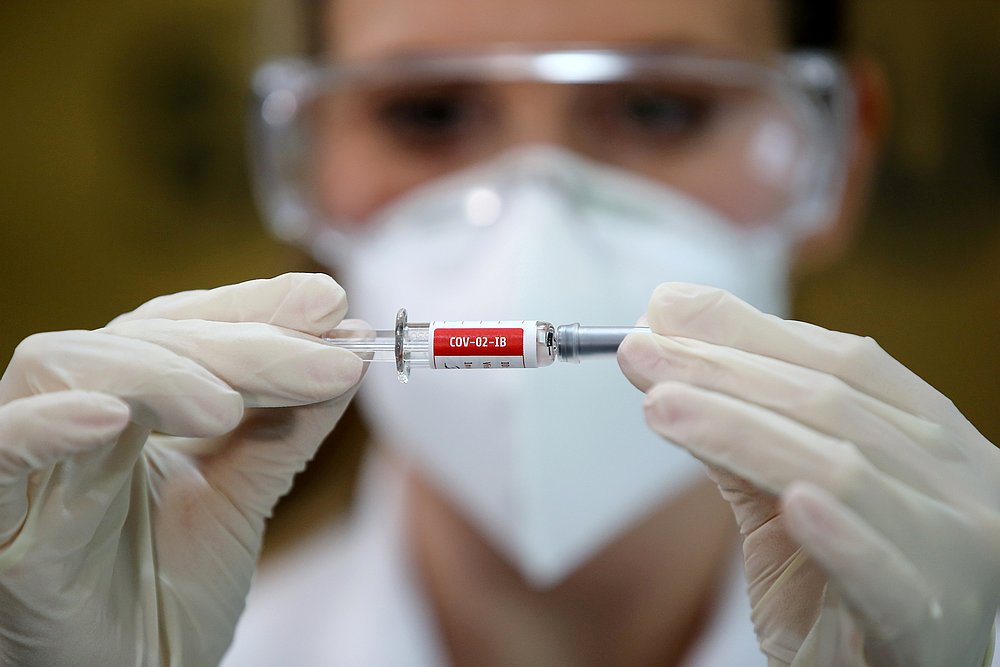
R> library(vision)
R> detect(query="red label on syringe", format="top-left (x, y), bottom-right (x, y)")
top-left (430, 322), bottom-right (536, 369)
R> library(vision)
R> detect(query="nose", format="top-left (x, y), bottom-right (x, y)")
top-left (493, 83), bottom-right (579, 153)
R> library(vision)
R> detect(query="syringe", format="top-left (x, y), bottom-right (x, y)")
top-left (323, 309), bottom-right (650, 383)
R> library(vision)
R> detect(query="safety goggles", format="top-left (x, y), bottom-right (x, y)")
top-left (249, 48), bottom-right (854, 246)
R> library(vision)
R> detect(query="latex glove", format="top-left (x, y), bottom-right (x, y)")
top-left (619, 282), bottom-right (999, 667)
top-left (0, 273), bottom-right (364, 666)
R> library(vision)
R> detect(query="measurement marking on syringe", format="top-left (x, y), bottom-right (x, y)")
top-left (430, 322), bottom-right (531, 369)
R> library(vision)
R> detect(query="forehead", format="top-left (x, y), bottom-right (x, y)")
top-left (327, 0), bottom-right (783, 61)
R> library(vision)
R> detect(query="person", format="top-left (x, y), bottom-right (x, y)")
top-left (0, 1), bottom-right (998, 666)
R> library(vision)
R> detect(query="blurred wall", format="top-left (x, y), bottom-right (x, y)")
top-left (0, 1), bottom-right (289, 355)
top-left (795, 2), bottom-right (1000, 443)
top-left (1, 2), bottom-right (997, 443)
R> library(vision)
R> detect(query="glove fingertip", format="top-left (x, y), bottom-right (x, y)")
top-left (19, 391), bottom-right (131, 441)
top-left (0, 392), bottom-right (132, 473)
top-left (217, 388), bottom-right (248, 432)
top-left (318, 347), bottom-right (366, 396)
top-left (652, 281), bottom-right (713, 299)
top-left (617, 332), bottom-right (662, 392)
top-left (259, 345), bottom-right (364, 408)
top-left (283, 273), bottom-right (349, 332)
top-left (647, 282), bottom-right (740, 336)
top-left (194, 387), bottom-right (246, 436)
top-left (70, 392), bottom-right (132, 435)
top-left (142, 384), bottom-right (245, 438)
top-left (641, 381), bottom-right (689, 430)
top-left (335, 318), bottom-right (373, 334)
top-left (780, 481), bottom-right (839, 548)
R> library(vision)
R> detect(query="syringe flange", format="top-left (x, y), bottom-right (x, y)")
top-left (395, 307), bottom-right (409, 383)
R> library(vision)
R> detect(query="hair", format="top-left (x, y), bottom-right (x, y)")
top-left (782, 0), bottom-right (846, 52)
top-left (297, 0), bottom-right (846, 55)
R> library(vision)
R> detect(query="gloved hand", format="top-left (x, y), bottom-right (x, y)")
top-left (619, 282), bottom-right (999, 667)
top-left (0, 273), bottom-right (365, 666)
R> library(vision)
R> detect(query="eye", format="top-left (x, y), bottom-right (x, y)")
top-left (371, 84), bottom-right (490, 148)
top-left (589, 84), bottom-right (714, 144)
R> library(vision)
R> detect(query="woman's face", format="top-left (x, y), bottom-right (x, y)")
top-left (312, 0), bottom-right (790, 226)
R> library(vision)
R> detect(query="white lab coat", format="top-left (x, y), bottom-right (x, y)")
top-left (222, 451), bottom-right (762, 666)
top-left (222, 453), bottom-right (1000, 666)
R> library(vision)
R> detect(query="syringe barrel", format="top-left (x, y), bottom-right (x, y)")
top-left (321, 319), bottom-right (556, 376)
top-left (555, 324), bottom-right (648, 363)
top-left (426, 320), bottom-right (557, 369)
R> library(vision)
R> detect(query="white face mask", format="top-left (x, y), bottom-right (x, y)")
top-left (335, 146), bottom-right (794, 587)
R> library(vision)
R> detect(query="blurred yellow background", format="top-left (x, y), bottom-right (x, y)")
top-left (1, 1), bottom-right (998, 444)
